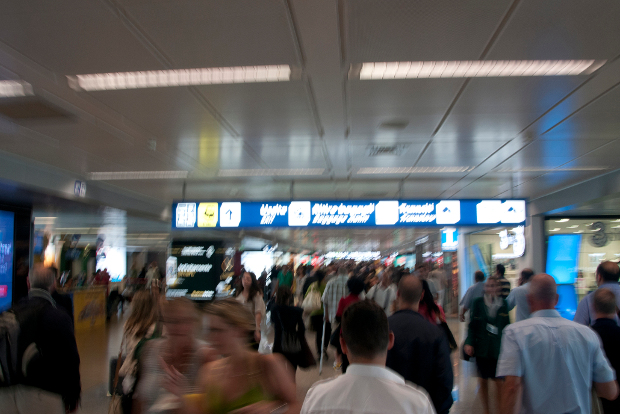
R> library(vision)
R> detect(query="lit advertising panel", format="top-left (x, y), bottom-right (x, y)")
top-left (173, 199), bottom-right (526, 229)
top-left (0, 210), bottom-right (14, 312)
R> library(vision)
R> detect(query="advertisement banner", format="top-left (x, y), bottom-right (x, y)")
top-left (0, 210), bottom-right (14, 312)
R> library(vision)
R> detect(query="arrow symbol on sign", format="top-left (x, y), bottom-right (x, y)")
top-left (225, 210), bottom-right (233, 220)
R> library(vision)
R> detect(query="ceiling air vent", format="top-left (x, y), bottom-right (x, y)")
top-left (367, 144), bottom-right (409, 157)
top-left (379, 120), bottom-right (409, 130)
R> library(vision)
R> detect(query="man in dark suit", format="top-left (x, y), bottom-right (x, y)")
top-left (591, 288), bottom-right (620, 414)
top-left (386, 275), bottom-right (453, 414)
top-left (0, 265), bottom-right (81, 413)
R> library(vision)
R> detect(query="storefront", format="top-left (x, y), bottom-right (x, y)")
top-left (544, 217), bottom-right (620, 300)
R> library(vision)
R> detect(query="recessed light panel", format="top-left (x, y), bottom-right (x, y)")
top-left (0, 80), bottom-right (34, 98)
top-left (217, 169), bottom-right (324, 177)
top-left (88, 171), bottom-right (188, 180)
top-left (68, 65), bottom-right (292, 91)
top-left (357, 167), bottom-right (475, 174)
top-left (355, 60), bottom-right (605, 80)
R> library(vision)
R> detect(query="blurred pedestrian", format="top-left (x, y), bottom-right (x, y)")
top-left (575, 261), bottom-right (620, 326)
top-left (234, 271), bottom-right (265, 349)
top-left (464, 277), bottom-right (510, 414)
top-left (506, 268), bottom-right (534, 321)
top-left (387, 275), bottom-right (453, 414)
top-left (591, 288), bottom-right (620, 413)
top-left (272, 286), bottom-right (305, 377)
top-left (0, 265), bottom-right (81, 414)
top-left (459, 270), bottom-right (486, 322)
top-left (301, 300), bottom-right (435, 414)
top-left (133, 298), bottom-right (206, 414)
top-left (173, 299), bottom-right (298, 414)
top-left (118, 291), bottom-right (160, 399)
top-left (497, 274), bottom-right (618, 414)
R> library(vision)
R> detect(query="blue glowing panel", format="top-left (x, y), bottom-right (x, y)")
top-left (556, 284), bottom-right (578, 320)
top-left (0, 210), bottom-right (14, 312)
top-left (546, 235), bottom-right (581, 284)
top-left (172, 199), bottom-right (526, 229)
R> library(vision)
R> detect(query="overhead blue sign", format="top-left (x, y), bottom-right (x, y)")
top-left (172, 199), bottom-right (526, 229)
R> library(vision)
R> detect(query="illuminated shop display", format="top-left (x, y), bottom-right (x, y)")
top-left (173, 199), bottom-right (526, 229)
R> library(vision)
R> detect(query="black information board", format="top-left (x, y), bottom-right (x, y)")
top-left (167, 241), bottom-right (224, 301)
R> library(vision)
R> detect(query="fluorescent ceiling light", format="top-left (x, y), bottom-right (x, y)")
top-left (495, 167), bottom-right (608, 172)
top-left (217, 168), bottom-right (325, 177)
top-left (612, 225), bottom-right (620, 229)
top-left (357, 166), bottom-right (475, 174)
top-left (549, 228), bottom-right (561, 232)
top-left (567, 225), bottom-right (579, 228)
top-left (88, 171), bottom-right (189, 180)
top-left (0, 80), bottom-right (34, 98)
top-left (356, 60), bottom-right (605, 80)
top-left (555, 219), bottom-right (570, 223)
top-left (574, 230), bottom-right (584, 233)
top-left (611, 219), bottom-right (620, 223)
top-left (68, 65), bottom-right (292, 91)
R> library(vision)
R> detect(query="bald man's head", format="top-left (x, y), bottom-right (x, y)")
top-left (527, 274), bottom-right (558, 312)
top-left (597, 261), bottom-right (620, 284)
top-left (398, 275), bottom-right (423, 305)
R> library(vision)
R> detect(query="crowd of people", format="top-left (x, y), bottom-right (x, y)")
top-left (3, 259), bottom-right (620, 414)
top-left (459, 262), bottom-right (620, 414)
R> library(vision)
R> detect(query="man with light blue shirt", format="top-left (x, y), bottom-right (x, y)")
top-left (574, 261), bottom-right (620, 326)
top-left (497, 274), bottom-right (618, 414)
top-left (506, 268), bottom-right (534, 321)
top-left (459, 270), bottom-right (485, 322)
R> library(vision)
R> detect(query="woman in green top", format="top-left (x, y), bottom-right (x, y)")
top-left (464, 276), bottom-right (510, 414)
top-left (164, 299), bottom-right (298, 414)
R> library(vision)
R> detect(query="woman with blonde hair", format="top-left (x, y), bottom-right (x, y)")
top-left (119, 290), bottom-right (160, 394)
top-left (165, 298), bottom-right (298, 414)
top-left (133, 298), bottom-right (208, 414)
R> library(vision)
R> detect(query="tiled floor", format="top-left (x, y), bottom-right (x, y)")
top-left (75, 309), bottom-right (491, 414)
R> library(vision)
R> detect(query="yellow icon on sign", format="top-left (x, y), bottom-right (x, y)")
top-left (198, 203), bottom-right (218, 227)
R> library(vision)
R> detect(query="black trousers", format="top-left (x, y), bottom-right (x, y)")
top-left (310, 314), bottom-right (331, 356)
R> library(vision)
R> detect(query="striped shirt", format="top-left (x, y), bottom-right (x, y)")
top-left (499, 277), bottom-right (511, 300)
top-left (322, 274), bottom-right (349, 324)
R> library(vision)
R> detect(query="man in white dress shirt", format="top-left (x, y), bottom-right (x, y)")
top-left (301, 300), bottom-right (435, 414)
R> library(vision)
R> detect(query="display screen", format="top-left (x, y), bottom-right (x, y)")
top-left (166, 241), bottom-right (224, 301)
top-left (0, 210), bottom-right (15, 312)
top-left (546, 235), bottom-right (581, 284)
top-left (172, 199), bottom-right (526, 229)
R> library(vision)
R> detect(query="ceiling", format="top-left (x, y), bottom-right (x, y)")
top-left (2, 0), bottom-right (620, 247)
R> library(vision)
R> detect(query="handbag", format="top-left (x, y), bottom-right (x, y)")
top-left (302, 283), bottom-right (322, 313)
top-left (298, 335), bottom-right (317, 369)
top-left (108, 336), bottom-right (125, 414)
top-left (439, 321), bottom-right (458, 351)
top-left (277, 313), bottom-right (302, 354)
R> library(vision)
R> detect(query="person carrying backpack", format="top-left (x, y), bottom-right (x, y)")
top-left (0, 265), bottom-right (81, 413)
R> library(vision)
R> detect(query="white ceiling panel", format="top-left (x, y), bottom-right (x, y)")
top-left (348, 78), bottom-right (465, 140)
top-left (346, 0), bottom-right (513, 62)
top-left (0, 0), bottom-right (165, 74)
top-left (418, 141), bottom-right (505, 167)
top-left (118, 0), bottom-right (300, 68)
top-left (487, 0), bottom-right (620, 60)
top-left (246, 143), bottom-right (327, 169)
top-left (193, 82), bottom-right (317, 141)
top-left (541, 86), bottom-right (620, 141)
top-left (437, 76), bottom-right (586, 141)
top-left (85, 88), bottom-right (227, 143)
